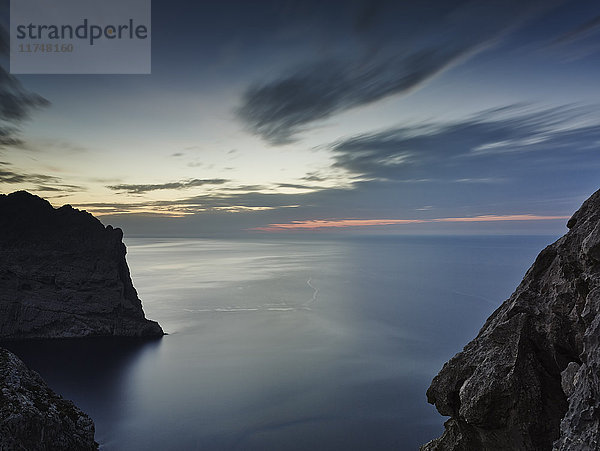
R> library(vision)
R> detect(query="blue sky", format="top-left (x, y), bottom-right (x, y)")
top-left (1, 0), bottom-right (600, 235)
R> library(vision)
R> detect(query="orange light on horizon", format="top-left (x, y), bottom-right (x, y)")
top-left (251, 218), bottom-right (428, 231)
top-left (433, 214), bottom-right (569, 223)
top-left (251, 214), bottom-right (571, 232)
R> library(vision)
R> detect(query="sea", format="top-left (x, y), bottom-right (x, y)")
top-left (3, 234), bottom-right (557, 450)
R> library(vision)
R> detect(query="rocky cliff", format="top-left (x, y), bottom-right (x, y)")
top-left (0, 347), bottom-right (97, 450)
top-left (0, 191), bottom-right (163, 339)
top-left (422, 189), bottom-right (600, 450)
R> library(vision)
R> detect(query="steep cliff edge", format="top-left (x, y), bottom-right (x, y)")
top-left (0, 191), bottom-right (163, 339)
top-left (0, 347), bottom-right (97, 450)
top-left (422, 189), bottom-right (600, 450)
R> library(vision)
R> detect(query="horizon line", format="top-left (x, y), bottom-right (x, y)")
top-left (250, 215), bottom-right (571, 232)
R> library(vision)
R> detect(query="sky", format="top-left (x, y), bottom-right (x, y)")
top-left (1, 0), bottom-right (600, 235)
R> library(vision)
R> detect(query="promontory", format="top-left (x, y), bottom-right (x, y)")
top-left (0, 190), bottom-right (163, 339)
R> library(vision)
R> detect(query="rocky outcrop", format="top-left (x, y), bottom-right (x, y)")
top-left (0, 191), bottom-right (163, 339)
top-left (0, 347), bottom-right (97, 450)
top-left (423, 188), bottom-right (600, 450)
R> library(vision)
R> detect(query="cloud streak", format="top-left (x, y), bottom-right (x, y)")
top-left (107, 178), bottom-right (230, 194)
top-left (78, 189), bottom-right (309, 216)
top-left (237, 1), bottom-right (559, 144)
top-left (237, 51), bottom-right (465, 144)
top-left (0, 163), bottom-right (84, 194)
top-left (329, 105), bottom-right (600, 181)
top-left (0, 25), bottom-right (49, 147)
top-left (550, 15), bottom-right (600, 46)
top-left (0, 169), bottom-right (61, 185)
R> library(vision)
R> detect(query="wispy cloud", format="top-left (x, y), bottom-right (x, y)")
top-left (107, 178), bottom-right (230, 194)
top-left (251, 214), bottom-right (570, 231)
top-left (329, 105), bottom-right (600, 181)
top-left (550, 15), bottom-right (600, 46)
top-left (237, 1), bottom-right (559, 144)
top-left (77, 189), bottom-right (309, 216)
top-left (0, 163), bottom-right (84, 194)
top-left (0, 26), bottom-right (49, 148)
top-left (277, 182), bottom-right (322, 190)
top-left (0, 168), bottom-right (61, 185)
top-left (34, 184), bottom-right (83, 193)
top-left (541, 13), bottom-right (600, 60)
top-left (302, 172), bottom-right (327, 182)
top-left (12, 137), bottom-right (90, 154)
top-left (237, 53), bottom-right (466, 145)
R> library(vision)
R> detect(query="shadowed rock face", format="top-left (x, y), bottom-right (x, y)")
top-left (0, 347), bottom-right (98, 450)
top-left (422, 189), bottom-right (600, 450)
top-left (0, 191), bottom-right (163, 339)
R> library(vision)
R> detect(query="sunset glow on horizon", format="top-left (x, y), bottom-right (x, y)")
top-left (251, 215), bottom-right (572, 232)
top-left (1, 0), bottom-right (599, 235)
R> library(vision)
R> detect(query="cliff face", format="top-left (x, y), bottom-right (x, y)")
top-left (0, 191), bottom-right (163, 339)
top-left (0, 347), bottom-right (97, 450)
top-left (422, 189), bottom-right (600, 450)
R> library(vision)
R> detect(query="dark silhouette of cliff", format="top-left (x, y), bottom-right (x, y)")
top-left (0, 191), bottom-right (163, 339)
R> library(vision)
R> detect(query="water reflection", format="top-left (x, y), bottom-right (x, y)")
top-left (0, 236), bottom-right (556, 450)
top-left (1, 337), bottom-right (162, 446)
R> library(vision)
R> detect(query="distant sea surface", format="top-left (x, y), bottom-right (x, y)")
top-left (4, 235), bottom-right (557, 450)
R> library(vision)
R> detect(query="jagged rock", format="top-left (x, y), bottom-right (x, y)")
top-left (0, 347), bottom-right (97, 450)
top-left (0, 191), bottom-right (163, 339)
top-left (423, 188), bottom-right (600, 450)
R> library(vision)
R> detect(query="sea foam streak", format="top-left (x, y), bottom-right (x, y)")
top-left (183, 278), bottom-right (319, 313)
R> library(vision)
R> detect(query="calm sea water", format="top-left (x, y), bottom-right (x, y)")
top-left (3, 235), bottom-right (556, 450)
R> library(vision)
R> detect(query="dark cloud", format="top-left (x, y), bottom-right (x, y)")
top-left (0, 25), bottom-right (49, 147)
top-left (81, 186), bottom-right (337, 213)
top-left (0, 126), bottom-right (23, 147)
top-left (0, 26), bottom-right (8, 55)
top-left (0, 71), bottom-right (49, 123)
top-left (277, 182), bottom-right (321, 190)
top-left (107, 178), bottom-right (230, 194)
top-left (330, 105), bottom-right (600, 181)
top-left (237, 1), bottom-right (558, 144)
top-left (0, 164), bottom-right (84, 193)
top-left (0, 169), bottom-right (61, 185)
top-left (237, 51), bottom-right (465, 144)
top-left (165, 192), bottom-right (304, 210)
top-left (220, 184), bottom-right (270, 192)
top-left (302, 172), bottom-right (327, 182)
top-left (34, 184), bottom-right (84, 193)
